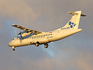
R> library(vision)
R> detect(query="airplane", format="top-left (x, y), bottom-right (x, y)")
top-left (8, 11), bottom-right (86, 51)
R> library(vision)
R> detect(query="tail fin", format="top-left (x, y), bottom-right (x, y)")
top-left (62, 11), bottom-right (81, 29)
top-left (55, 11), bottom-right (86, 31)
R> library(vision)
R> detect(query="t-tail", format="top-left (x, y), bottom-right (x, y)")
top-left (55, 11), bottom-right (86, 31)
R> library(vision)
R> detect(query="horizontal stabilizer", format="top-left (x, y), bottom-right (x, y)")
top-left (68, 12), bottom-right (78, 15)
top-left (68, 12), bottom-right (86, 17)
top-left (81, 14), bottom-right (86, 16)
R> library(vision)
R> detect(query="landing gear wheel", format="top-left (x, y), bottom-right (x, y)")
top-left (12, 46), bottom-right (16, 51)
top-left (44, 44), bottom-right (48, 48)
top-left (36, 42), bottom-right (39, 46)
top-left (13, 48), bottom-right (15, 51)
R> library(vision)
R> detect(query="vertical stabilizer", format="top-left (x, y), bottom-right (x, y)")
top-left (55, 11), bottom-right (82, 31)
top-left (63, 11), bottom-right (81, 29)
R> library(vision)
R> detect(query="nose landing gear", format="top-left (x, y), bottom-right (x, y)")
top-left (12, 46), bottom-right (16, 51)
top-left (13, 48), bottom-right (15, 51)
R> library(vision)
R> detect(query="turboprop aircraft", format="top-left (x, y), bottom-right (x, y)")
top-left (8, 11), bottom-right (86, 51)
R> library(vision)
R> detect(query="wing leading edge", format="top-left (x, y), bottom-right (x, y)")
top-left (12, 24), bottom-right (43, 34)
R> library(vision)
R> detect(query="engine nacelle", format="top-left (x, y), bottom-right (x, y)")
top-left (18, 31), bottom-right (32, 37)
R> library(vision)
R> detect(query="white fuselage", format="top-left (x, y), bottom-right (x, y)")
top-left (8, 29), bottom-right (82, 47)
top-left (8, 11), bottom-right (86, 51)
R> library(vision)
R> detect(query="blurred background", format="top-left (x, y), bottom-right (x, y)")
top-left (0, 0), bottom-right (93, 70)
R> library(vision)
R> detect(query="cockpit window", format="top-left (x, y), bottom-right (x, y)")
top-left (13, 35), bottom-right (21, 40)
top-left (13, 37), bottom-right (17, 40)
top-left (17, 36), bottom-right (22, 40)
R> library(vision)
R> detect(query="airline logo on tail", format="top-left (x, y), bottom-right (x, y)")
top-left (62, 21), bottom-right (76, 29)
top-left (69, 21), bottom-right (76, 28)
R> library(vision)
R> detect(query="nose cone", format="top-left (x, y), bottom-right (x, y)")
top-left (8, 40), bottom-right (15, 47)
top-left (8, 42), bottom-right (12, 47)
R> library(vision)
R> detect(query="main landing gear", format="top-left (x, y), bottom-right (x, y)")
top-left (44, 43), bottom-right (48, 48)
top-left (36, 42), bottom-right (39, 46)
top-left (35, 42), bottom-right (48, 48)
top-left (12, 46), bottom-right (16, 51)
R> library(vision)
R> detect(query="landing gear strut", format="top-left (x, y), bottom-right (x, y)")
top-left (44, 43), bottom-right (48, 48)
top-left (12, 46), bottom-right (16, 51)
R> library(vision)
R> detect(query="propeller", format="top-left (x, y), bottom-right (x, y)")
top-left (13, 26), bottom-right (23, 43)
top-left (18, 31), bottom-right (22, 35)
top-left (18, 31), bottom-right (23, 42)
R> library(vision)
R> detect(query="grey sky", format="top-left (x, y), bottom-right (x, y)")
top-left (0, 0), bottom-right (93, 70)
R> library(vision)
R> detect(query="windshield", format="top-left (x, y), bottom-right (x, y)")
top-left (13, 35), bottom-right (21, 40)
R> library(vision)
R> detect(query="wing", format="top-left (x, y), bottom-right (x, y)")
top-left (12, 24), bottom-right (43, 34)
